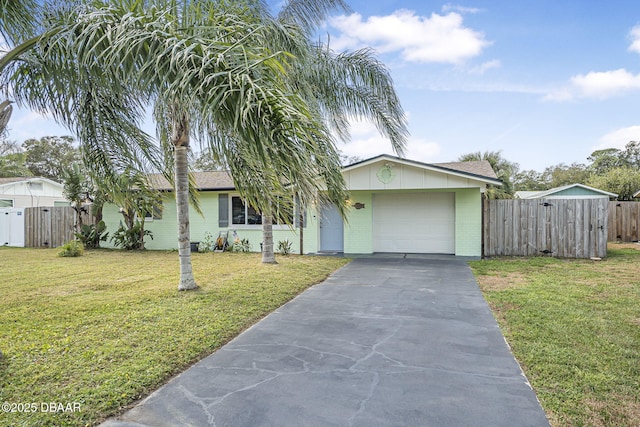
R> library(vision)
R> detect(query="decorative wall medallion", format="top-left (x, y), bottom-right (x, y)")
top-left (376, 164), bottom-right (395, 183)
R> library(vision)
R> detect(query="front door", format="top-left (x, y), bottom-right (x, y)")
top-left (319, 204), bottom-right (344, 252)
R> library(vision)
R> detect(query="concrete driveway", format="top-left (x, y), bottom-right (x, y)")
top-left (102, 255), bottom-right (549, 427)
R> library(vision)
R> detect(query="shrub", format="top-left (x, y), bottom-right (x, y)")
top-left (278, 239), bottom-right (293, 255)
top-left (75, 220), bottom-right (108, 249)
top-left (232, 238), bottom-right (252, 253)
top-left (111, 221), bottom-right (153, 250)
top-left (199, 231), bottom-right (216, 253)
top-left (58, 240), bottom-right (84, 257)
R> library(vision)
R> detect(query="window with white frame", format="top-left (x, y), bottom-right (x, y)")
top-left (0, 199), bottom-right (13, 208)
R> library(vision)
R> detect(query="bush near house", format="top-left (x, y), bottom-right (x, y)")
top-left (470, 243), bottom-right (640, 427)
top-left (0, 248), bottom-right (348, 426)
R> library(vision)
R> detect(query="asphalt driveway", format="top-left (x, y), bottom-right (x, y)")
top-left (102, 254), bottom-right (549, 427)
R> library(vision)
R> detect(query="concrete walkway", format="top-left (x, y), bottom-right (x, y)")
top-left (101, 255), bottom-right (549, 427)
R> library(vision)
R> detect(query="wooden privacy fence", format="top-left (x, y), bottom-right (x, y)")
top-left (24, 206), bottom-right (93, 248)
top-left (483, 198), bottom-right (608, 259)
top-left (608, 201), bottom-right (640, 242)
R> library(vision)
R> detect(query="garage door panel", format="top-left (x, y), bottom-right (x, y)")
top-left (373, 192), bottom-right (454, 253)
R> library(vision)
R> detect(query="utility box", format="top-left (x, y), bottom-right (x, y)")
top-left (0, 208), bottom-right (25, 247)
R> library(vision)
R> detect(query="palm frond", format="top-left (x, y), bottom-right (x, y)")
top-left (278, 0), bottom-right (351, 35)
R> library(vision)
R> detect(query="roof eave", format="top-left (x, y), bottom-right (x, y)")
top-left (342, 154), bottom-right (503, 186)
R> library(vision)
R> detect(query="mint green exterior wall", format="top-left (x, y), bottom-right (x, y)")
top-left (454, 188), bottom-right (482, 256)
top-left (102, 191), bottom-right (313, 253)
top-left (343, 191), bottom-right (373, 253)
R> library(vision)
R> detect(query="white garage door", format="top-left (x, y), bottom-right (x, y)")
top-left (373, 192), bottom-right (455, 254)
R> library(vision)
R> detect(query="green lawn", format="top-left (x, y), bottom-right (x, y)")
top-left (470, 244), bottom-right (640, 427)
top-left (0, 248), bottom-right (348, 427)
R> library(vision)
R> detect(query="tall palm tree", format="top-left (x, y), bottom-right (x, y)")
top-left (1, 0), bottom-right (352, 289)
top-left (251, 0), bottom-right (408, 263)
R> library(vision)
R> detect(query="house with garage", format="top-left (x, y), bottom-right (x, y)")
top-left (514, 183), bottom-right (617, 200)
top-left (102, 154), bottom-right (501, 257)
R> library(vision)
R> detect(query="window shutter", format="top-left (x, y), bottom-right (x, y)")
top-left (218, 193), bottom-right (229, 227)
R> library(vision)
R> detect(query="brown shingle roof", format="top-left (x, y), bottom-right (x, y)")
top-left (148, 159), bottom-right (498, 191)
top-left (432, 160), bottom-right (498, 179)
top-left (148, 171), bottom-right (234, 191)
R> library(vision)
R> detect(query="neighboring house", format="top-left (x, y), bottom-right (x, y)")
top-left (102, 154), bottom-right (502, 256)
top-left (514, 183), bottom-right (617, 200)
top-left (0, 177), bottom-right (69, 208)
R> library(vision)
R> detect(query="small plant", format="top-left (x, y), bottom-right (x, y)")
top-left (199, 231), bottom-right (216, 253)
top-left (232, 238), bottom-right (252, 253)
top-left (58, 240), bottom-right (84, 257)
top-left (111, 221), bottom-right (153, 250)
top-left (75, 220), bottom-right (108, 249)
top-left (278, 239), bottom-right (293, 255)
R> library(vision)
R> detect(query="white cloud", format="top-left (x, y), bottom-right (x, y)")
top-left (571, 69), bottom-right (640, 97)
top-left (328, 10), bottom-right (490, 64)
top-left (594, 125), bottom-right (640, 151)
top-left (5, 109), bottom-right (70, 142)
top-left (629, 25), bottom-right (640, 54)
top-left (441, 4), bottom-right (482, 14)
top-left (545, 69), bottom-right (640, 101)
top-left (468, 59), bottom-right (501, 74)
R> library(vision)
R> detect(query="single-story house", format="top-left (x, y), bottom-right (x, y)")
top-left (0, 177), bottom-right (69, 208)
top-left (514, 183), bottom-right (617, 200)
top-left (102, 154), bottom-right (502, 256)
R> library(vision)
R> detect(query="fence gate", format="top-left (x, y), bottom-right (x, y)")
top-left (608, 201), bottom-right (640, 242)
top-left (483, 198), bottom-right (608, 259)
top-left (0, 208), bottom-right (25, 246)
top-left (24, 206), bottom-right (77, 248)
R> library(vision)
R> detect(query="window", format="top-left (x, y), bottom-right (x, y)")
top-left (232, 196), bottom-right (262, 225)
top-left (230, 196), bottom-right (294, 226)
top-left (144, 204), bottom-right (163, 221)
top-left (0, 199), bottom-right (13, 208)
top-left (28, 182), bottom-right (43, 192)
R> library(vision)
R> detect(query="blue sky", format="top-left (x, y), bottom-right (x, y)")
top-left (6, 1), bottom-right (640, 171)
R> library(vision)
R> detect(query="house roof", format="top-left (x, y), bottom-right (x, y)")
top-left (0, 176), bottom-right (63, 189)
top-left (0, 177), bottom-right (28, 185)
top-left (148, 171), bottom-right (234, 191)
top-left (343, 154), bottom-right (502, 185)
top-left (515, 183), bottom-right (618, 199)
top-left (432, 161), bottom-right (498, 179)
top-left (149, 154), bottom-right (502, 191)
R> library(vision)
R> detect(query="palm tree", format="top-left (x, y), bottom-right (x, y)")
top-left (458, 150), bottom-right (517, 199)
top-left (245, 0), bottom-right (408, 263)
top-left (2, 0), bottom-right (353, 289)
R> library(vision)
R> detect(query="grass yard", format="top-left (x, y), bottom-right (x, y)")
top-left (470, 243), bottom-right (640, 427)
top-left (0, 247), bottom-right (348, 427)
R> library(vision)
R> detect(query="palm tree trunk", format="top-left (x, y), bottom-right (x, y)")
top-left (174, 120), bottom-right (198, 290)
top-left (261, 214), bottom-right (277, 264)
